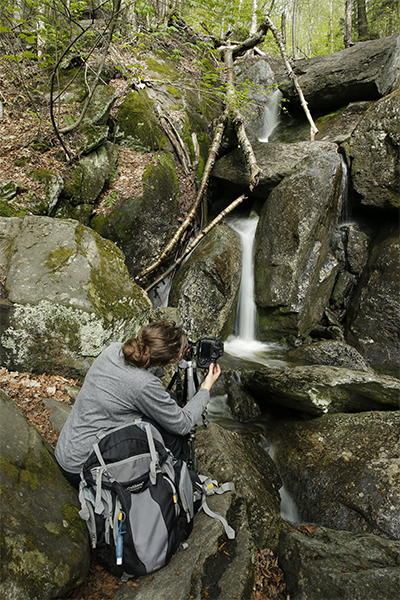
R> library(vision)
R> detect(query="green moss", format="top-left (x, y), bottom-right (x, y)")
top-left (29, 168), bottom-right (55, 184)
top-left (63, 165), bottom-right (84, 201)
top-left (61, 503), bottom-right (87, 541)
top-left (116, 89), bottom-right (168, 152)
top-left (145, 57), bottom-right (179, 79)
top-left (44, 247), bottom-right (74, 271)
top-left (0, 199), bottom-right (29, 217)
top-left (0, 458), bottom-right (19, 482)
top-left (166, 85), bottom-right (181, 96)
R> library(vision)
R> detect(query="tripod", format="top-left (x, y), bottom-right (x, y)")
top-left (167, 357), bottom-right (209, 471)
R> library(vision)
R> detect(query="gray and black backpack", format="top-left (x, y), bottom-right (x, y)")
top-left (78, 420), bottom-right (234, 580)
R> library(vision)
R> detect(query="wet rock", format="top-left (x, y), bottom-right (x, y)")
top-left (347, 89), bottom-right (400, 210)
top-left (254, 146), bottom-right (342, 341)
top-left (241, 363), bottom-right (400, 416)
top-left (278, 524), bottom-right (400, 600)
top-left (346, 222), bottom-right (400, 377)
top-left (288, 340), bottom-right (371, 372)
top-left (278, 35), bottom-right (400, 113)
top-left (169, 224), bottom-right (242, 341)
top-left (273, 411), bottom-right (400, 540)
top-left (211, 140), bottom-right (340, 198)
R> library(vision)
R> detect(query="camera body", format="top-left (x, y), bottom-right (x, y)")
top-left (186, 337), bottom-right (224, 369)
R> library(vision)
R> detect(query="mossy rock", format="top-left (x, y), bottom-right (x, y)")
top-left (0, 390), bottom-right (90, 599)
top-left (91, 152), bottom-right (181, 279)
top-left (63, 142), bottom-right (117, 205)
top-left (115, 89), bottom-right (168, 152)
top-left (0, 216), bottom-right (151, 377)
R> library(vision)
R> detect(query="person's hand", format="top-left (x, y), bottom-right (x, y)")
top-left (200, 362), bottom-right (221, 391)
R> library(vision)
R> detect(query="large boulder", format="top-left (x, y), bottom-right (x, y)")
top-left (91, 153), bottom-right (181, 279)
top-left (254, 145), bottom-right (343, 342)
top-left (346, 222), bottom-right (400, 377)
top-left (288, 340), bottom-right (371, 372)
top-left (115, 89), bottom-right (169, 152)
top-left (195, 422), bottom-right (282, 548)
top-left (0, 216), bottom-right (151, 378)
top-left (168, 224), bottom-right (242, 341)
top-left (60, 141), bottom-right (117, 208)
top-left (278, 35), bottom-right (400, 114)
top-left (278, 524), bottom-right (400, 600)
top-left (211, 140), bottom-right (339, 198)
top-left (272, 411), bottom-right (400, 540)
top-left (0, 390), bottom-right (90, 600)
top-left (240, 363), bottom-right (400, 416)
top-left (346, 89), bottom-right (400, 210)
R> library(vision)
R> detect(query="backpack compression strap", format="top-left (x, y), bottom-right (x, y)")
top-left (197, 476), bottom-right (236, 540)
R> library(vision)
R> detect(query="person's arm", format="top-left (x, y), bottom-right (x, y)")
top-left (135, 363), bottom-right (221, 436)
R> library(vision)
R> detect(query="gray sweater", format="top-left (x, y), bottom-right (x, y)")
top-left (55, 342), bottom-right (209, 474)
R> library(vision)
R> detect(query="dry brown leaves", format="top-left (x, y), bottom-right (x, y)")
top-left (0, 367), bottom-right (78, 448)
top-left (66, 560), bottom-right (124, 600)
top-left (253, 548), bottom-right (291, 600)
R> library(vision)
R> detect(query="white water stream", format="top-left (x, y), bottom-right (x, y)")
top-left (224, 217), bottom-right (286, 368)
top-left (258, 89), bottom-right (283, 143)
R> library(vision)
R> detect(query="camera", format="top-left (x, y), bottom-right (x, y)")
top-left (186, 337), bottom-right (224, 369)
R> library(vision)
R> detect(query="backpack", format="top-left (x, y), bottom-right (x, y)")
top-left (78, 420), bottom-right (235, 580)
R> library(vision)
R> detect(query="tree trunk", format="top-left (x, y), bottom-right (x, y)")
top-left (344, 0), bottom-right (353, 47)
top-left (250, 0), bottom-right (258, 35)
top-left (292, 0), bottom-right (299, 58)
top-left (357, 0), bottom-right (368, 40)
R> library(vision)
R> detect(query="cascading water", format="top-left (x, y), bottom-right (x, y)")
top-left (258, 89), bottom-right (283, 143)
top-left (225, 216), bottom-right (286, 368)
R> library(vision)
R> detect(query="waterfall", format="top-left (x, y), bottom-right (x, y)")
top-left (230, 217), bottom-right (258, 341)
top-left (225, 216), bottom-right (286, 367)
top-left (339, 156), bottom-right (354, 225)
top-left (258, 89), bottom-right (283, 143)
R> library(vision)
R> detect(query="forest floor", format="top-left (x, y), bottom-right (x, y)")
top-left (1, 35), bottom-right (289, 599)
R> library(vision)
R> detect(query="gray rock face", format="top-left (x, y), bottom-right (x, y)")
top-left (0, 391), bottom-right (90, 600)
top-left (0, 216), bottom-right (151, 377)
top-left (169, 224), bottom-right (242, 341)
top-left (241, 364), bottom-right (400, 416)
top-left (279, 525), bottom-right (400, 600)
top-left (279, 34), bottom-right (400, 113)
top-left (288, 340), bottom-right (371, 372)
top-left (347, 89), bottom-right (400, 210)
top-left (211, 140), bottom-right (339, 198)
top-left (346, 222), bottom-right (400, 377)
top-left (194, 423), bottom-right (282, 547)
top-left (254, 146), bottom-right (342, 341)
top-left (272, 411), bottom-right (400, 541)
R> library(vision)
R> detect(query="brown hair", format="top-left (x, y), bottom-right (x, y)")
top-left (121, 320), bottom-right (188, 369)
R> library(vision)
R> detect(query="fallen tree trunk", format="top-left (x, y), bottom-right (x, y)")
top-left (263, 14), bottom-right (318, 139)
top-left (145, 194), bottom-right (246, 293)
top-left (224, 46), bottom-right (261, 191)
